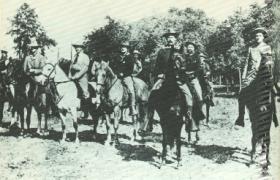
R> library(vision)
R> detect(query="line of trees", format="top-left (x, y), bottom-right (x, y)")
top-left (7, 1), bottom-right (277, 86)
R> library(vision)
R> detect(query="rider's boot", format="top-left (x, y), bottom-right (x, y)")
top-left (235, 100), bottom-right (245, 127)
top-left (185, 106), bottom-right (199, 132)
top-left (128, 92), bottom-right (137, 116)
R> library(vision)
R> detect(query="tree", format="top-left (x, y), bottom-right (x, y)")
top-left (7, 3), bottom-right (56, 60)
top-left (84, 16), bottom-right (131, 60)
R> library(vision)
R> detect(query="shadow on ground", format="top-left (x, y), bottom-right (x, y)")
top-left (115, 142), bottom-right (159, 162)
top-left (183, 142), bottom-right (251, 165)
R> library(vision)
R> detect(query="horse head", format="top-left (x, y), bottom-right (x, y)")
top-left (93, 60), bottom-right (115, 94)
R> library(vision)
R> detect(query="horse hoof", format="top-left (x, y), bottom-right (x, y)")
top-left (176, 161), bottom-right (182, 169)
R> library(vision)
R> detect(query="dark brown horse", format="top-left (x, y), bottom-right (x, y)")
top-left (148, 81), bottom-right (184, 168)
top-left (0, 58), bottom-right (28, 132)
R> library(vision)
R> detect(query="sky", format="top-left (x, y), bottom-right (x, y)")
top-left (0, 0), bottom-right (266, 59)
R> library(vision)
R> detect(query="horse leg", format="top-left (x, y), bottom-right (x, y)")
top-left (131, 114), bottom-right (139, 142)
top-left (113, 107), bottom-right (121, 145)
top-left (26, 104), bottom-right (32, 131)
top-left (0, 101), bottom-right (4, 125)
top-left (160, 128), bottom-right (167, 168)
top-left (176, 130), bottom-right (182, 168)
top-left (104, 114), bottom-right (112, 146)
top-left (18, 107), bottom-right (25, 134)
top-left (70, 107), bottom-right (79, 143)
top-left (59, 112), bottom-right (67, 143)
top-left (195, 131), bottom-right (200, 142)
top-left (206, 104), bottom-right (210, 125)
top-left (250, 133), bottom-right (257, 164)
top-left (90, 111), bottom-right (98, 140)
top-left (36, 111), bottom-right (43, 135)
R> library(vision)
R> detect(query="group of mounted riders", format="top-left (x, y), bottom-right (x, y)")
top-left (0, 26), bottom-right (278, 139)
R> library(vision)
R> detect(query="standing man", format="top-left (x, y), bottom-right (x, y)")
top-left (111, 42), bottom-right (137, 116)
top-left (235, 27), bottom-right (272, 127)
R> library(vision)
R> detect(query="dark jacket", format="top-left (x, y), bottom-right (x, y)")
top-left (112, 53), bottom-right (134, 78)
top-left (0, 60), bottom-right (7, 71)
top-left (154, 47), bottom-right (173, 79)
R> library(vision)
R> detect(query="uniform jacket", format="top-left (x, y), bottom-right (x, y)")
top-left (0, 60), bottom-right (7, 71)
top-left (70, 52), bottom-right (90, 81)
top-left (154, 47), bottom-right (173, 79)
top-left (173, 52), bottom-right (205, 83)
top-left (243, 42), bottom-right (272, 85)
top-left (111, 53), bottom-right (134, 78)
top-left (23, 53), bottom-right (46, 76)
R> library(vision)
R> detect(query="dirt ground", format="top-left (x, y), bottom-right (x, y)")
top-left (0, 96), bottom-right (279, 180)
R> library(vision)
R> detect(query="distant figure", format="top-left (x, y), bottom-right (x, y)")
top-left (132, 50), bottom-right (142, 77)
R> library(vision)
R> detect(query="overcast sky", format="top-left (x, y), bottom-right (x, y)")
top-left (0, 0), bottom-right (265, 59)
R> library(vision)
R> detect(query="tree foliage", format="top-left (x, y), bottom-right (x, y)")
top-left (7, 3), bottom-right (56, 60)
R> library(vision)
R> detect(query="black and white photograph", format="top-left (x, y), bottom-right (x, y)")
top-left (0, 0), bottom-right (279, 179)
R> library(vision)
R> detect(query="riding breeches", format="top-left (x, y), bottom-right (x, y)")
top-left (123, 76), bottom-right (136, 106)
top-left (178, 78), bottom-right (203, 107)
top-left (76, 77), bottom-right (89, 99)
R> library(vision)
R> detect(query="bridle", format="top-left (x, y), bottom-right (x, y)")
top-left (43, 62), bottom-right (72, 85)
top-left (96, 67), bottom-right (118, 95)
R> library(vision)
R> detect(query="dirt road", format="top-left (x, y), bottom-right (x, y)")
top-left (0, 97), bottom-right (279, 180)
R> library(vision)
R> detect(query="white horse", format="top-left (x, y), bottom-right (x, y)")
top-left (41, 61), bottom-right (80, 143)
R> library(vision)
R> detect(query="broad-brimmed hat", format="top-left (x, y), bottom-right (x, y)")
top-left (72, 43), bottom-right (85, 48)
top-left (29, 38), bottom-right (41, 48)
top-left (185, 41), bottom-right (198, 49)
top-left (162, 28), bottom-right (179, 38)
top-left (253, 27), bottom-right (268, 37)
top-left (120, 41), bottom-right (130, 47)
top-left (133, 50), bottom-right (141, 54)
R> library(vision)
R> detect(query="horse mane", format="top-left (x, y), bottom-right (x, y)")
top-left (58, 57), bottom-right (71, 75)
top-left (100, 60), bottom-right (116, 79)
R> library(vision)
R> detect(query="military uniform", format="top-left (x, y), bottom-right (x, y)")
top-left (236, 42), bottom-right (272, 126)
top-left (69, 51), bottom-right (90, 99)
top-left (152, 47), bottom-right (174, 90)
top-left (112, 52), bottom-right (137, 115)
top-left (23, 51), bottom-right (47, 101)
top-left (173, 51), bottom-right (206, 131)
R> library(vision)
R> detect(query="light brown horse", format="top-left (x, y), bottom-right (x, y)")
top-left (92, 61), bottom-right (149, 145)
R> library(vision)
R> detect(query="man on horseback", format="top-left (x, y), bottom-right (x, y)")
top-left (0, 48), bottom-right (10, 71)
top-left (173, 42), bottom-right (207, 131)
top-left (111, 42), bottom-right (137, 116)
top-left (23, 39), bottom-right (47, 100)
top-left (132, 50), bottom-right (143, 77)
top-left (235, 27), bottom-right (274, 128)
top-left (69, 42), bottom-right (90, 108)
